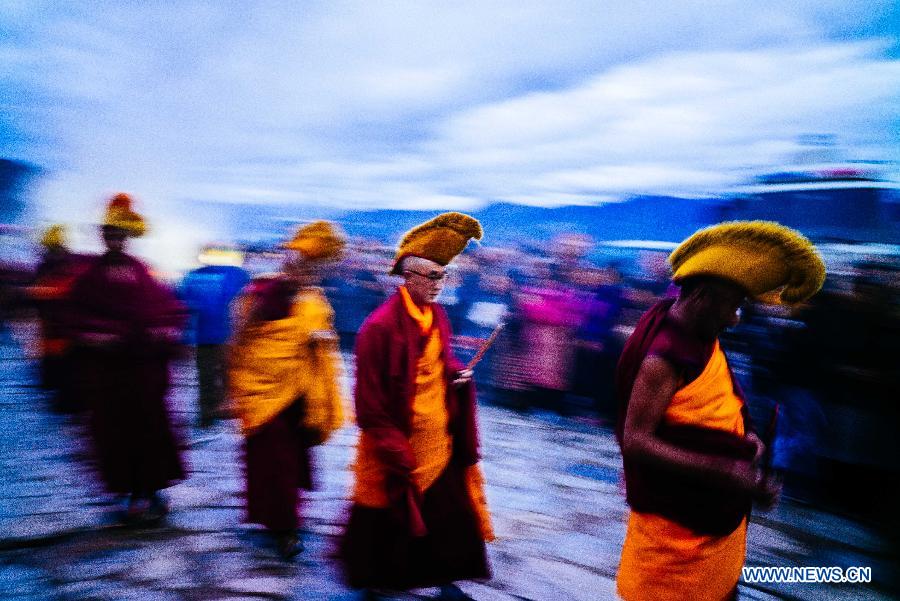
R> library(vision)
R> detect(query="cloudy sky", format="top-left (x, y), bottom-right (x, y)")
top-left (2, 0), bottom-right (899, 223)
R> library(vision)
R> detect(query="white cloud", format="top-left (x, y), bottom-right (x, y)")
top-left (426, 42), bottom-right (900, 201)
top-left (0, 0), bottom-right (897, 231)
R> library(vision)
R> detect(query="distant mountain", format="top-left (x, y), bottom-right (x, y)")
top-left (336, 197), bottom-right (727, 245)
top-left (200, 186), bottom-right (899, 248)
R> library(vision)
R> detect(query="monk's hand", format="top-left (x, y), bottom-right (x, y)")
top-left (452, 369), bottom-right (474, 387)
top-left (752, 471), bottom-right (781, 511)
top-left (729, 461), bottom-right (780, 510)
top-left (746, 431), bottom-right (766, 466)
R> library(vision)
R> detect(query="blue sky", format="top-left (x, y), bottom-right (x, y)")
top-left (2, 0), bottom-right (899, 227)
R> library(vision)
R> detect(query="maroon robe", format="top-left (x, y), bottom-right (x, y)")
top-left (342, 291), bottom-right (489, 590)
top-left (615, 299), bottom-right (757, 535)
top-left (65, 253), bottom-right (186, 496)
top-left (240, 278), bottom-right (315, 532)
top-left (244, 399), bottom-right (313, 532)
top-left (32, 252), bottom-right (91, 411)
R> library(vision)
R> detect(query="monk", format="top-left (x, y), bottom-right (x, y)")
top-left (229, 221), bottom-right (346, 559)
top-left (615, 221), bottom-right (826, 600)
top-left (65, 193), bottom-right (186, 521)
top-left (29, 224), bottom-right (90, 413)
top-left (342, 212), bottom-right (493, 601)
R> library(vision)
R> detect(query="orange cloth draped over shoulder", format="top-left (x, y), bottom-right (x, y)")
top-left (353, 286), bottom-right (494, 541)
top-left (617, 341), bottom-right (747, 601)
top-left (229, 287), bottom-right (344, 439)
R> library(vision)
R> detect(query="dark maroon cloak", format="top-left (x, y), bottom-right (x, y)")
top-left (244, 399), bottom-right (313, 532)
top-left (240, 277), bottom-right (315, 533)
top-left (615, 299), bottom-right (757, 536)
top-left (342, 291), bottom-right (489, 590)
top-left (65, 253), bottom-right (186, 496)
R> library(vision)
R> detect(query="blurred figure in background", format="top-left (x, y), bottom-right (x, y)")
top-left (28, 224), bottom-right (90, 413)
top-left (436, 257), bottom-right (467, 333)
top-left (573, 265), bottom-right (625, 420)
top-left (323, 249), bottom-right (385, 352)
top-left (740, 298), bottom-right (825, 505)
top-left (229, 221), bottom-right (346, 559)
top-left (517, 261), bottom-right (585, 415)
top-left (485, 253), bottom-right (532, 411)
top-left (616, 250), bottom-right (677, 333)
top-left (616, 222), bottom-right (825, 601)
top-left (454, 265), bottom-right (512, 392)
top-left (64, 193), bottom-right (186, 522)
top-left (0, 225), bottom-right (35, 340)
top-left (342, 213), bottom-right (492, 601)
top-left (180, 245), bottom-right (249, 428)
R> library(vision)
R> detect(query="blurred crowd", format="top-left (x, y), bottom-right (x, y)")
top-left (2, 226), bottom-right (899, 527)
top-left (315, 235), bottom-right (900, 529)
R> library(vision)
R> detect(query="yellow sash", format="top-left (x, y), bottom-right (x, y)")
top-left (229, 288), bottom-right (344, 438)
top-left (399, 285), bottom-right (433, 333)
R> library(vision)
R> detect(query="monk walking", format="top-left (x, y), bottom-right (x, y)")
top-left (65, 193), bottom-right (186, 521)
top-left (29, 224), bottom-right (89, 413)
top-left (615, 221), bottom-right (826, 600)
top-left (342, 212), bottom-right (494, 601)
top-left (229, 221), bottom-right (346, 558)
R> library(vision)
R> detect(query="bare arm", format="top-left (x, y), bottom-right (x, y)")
top-left (622, 355), bottom-right (766, 495)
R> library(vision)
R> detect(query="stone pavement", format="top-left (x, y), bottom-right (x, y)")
top-left (0, 323), bottom-right (896, 600)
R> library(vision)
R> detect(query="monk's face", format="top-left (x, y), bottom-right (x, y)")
top-left (101, 225), bottom-right (128, 255)
top-left (283, 251), bottom-right (320, 288)
top-left (402, 257), bottom-right (446, 306)
top-left (692, 279), bottom-right (747, 338)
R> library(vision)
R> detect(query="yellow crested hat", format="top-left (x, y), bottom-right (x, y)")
top-left (669, 220), bottom-right (825, 305)
top-left (283, 220), bottom-right (345, 260)
top-left (102, 192), bottom-right (147, 237)
top-left (391, 212), bottom-right (483, 275)
top-left (40, 224), bottom-right (68, 250)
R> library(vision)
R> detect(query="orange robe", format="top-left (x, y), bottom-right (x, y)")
top-left (352, 286), bottom-right (493, 540)
top-left (229, 282), bottom-right (345, 531)
top-left (617, 341), bottom-right (747, 601)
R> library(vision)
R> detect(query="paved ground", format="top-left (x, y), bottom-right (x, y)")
top-left (0, 321), bottom-right (896, 600)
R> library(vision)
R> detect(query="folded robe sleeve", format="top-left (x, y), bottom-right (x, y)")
top-left (354, 321), bottom-right (427, 535)
top-left (354, 322), bottom-right (416, 477)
